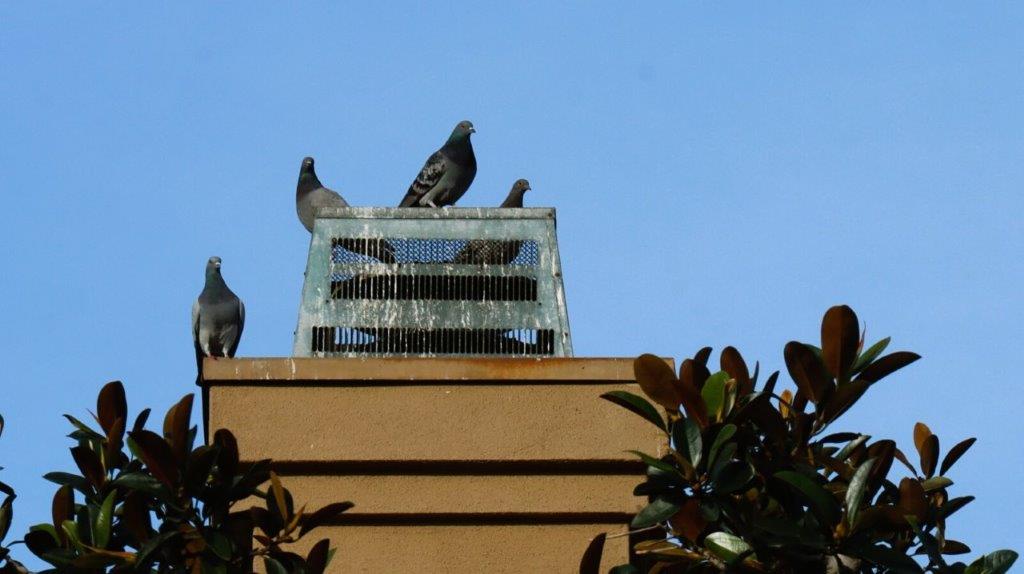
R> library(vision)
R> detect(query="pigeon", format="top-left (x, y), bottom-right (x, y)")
top-left (453, 179), bottom-right (531, 265)
top-left (297, 157), bottom-right (396, 263)
top-left (296, 156), bottom-right (349, 232)
top-left (192, 256), bottom-right (245, 382)
top-left (399, 120), bottom-right (477, 208)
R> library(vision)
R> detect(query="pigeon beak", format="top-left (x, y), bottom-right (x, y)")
top-left (469, 127), bottom-right (476, 134)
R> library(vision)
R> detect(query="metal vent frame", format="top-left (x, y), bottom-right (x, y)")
top-left (293, 207), bottom-right (573, 357)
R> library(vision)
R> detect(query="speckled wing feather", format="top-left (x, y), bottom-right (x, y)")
top-left (399, 151), bottom-right (447, 207)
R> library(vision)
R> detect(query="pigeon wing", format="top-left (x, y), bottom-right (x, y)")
top-left (399, 151), bottom-right (447, 207)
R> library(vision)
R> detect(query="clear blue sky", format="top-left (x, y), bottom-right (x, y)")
top-left (2, 2), bottom-right (1021, 563)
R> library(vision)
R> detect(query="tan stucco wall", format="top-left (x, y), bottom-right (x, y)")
top-left (205, 357), bottom-right (667, 572)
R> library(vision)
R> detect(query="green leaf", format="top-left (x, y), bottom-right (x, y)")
top-left (711, 460), bottom-right (753, 494)
top-left (704, 531), bottom-right (754, 562)
top-left (834, 434), bottom-right (870, 462)
top-left (92, 489), bottom-right (116, 548)
top-left (920, 476), bottom-right (953, 492)
top-left (134, 531), bottom-right (177, 568)
top-left (681, 417), bottom-right (702, 468)
top-left (263, 557), bottom-right (289, 574)
top-left (43, 472), bottom-right (92, 495)
top-left (627, 451), bottom-right (679, 476)
top-left (851, 337), bottom-right (890, 375)
top-left (859, 544), bottom-right (924, 573)
top-left (111, 472), bottom-right (164, 494)
top-left (965, 550), bottom-right (1018, 574)
top-left (62, 415), bottom-right (105, 441)
top-left (608, 566), bottom-right (640, 574)
top-left (708, 424), bottom-right (737, 468)
top-left (630, 496), bottom-right (680, 528)
top-left (701, 371), bottom-right (729, 422)
top-left (600, 391), bottom-right (666, 433)
top-left (845, 458), bottom-right (875, 527)
top-left (774, 470), bottom-right (842, 527)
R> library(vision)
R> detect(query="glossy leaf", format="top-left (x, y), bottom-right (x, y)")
top-left (681, 417), bottom-right (702, 468)
top-left (670, 499), bottom-right (705, 542)
top-left (634, 354), bottom-right (683, 411)
top-left (845, 458), bottom-right (874, 527)
top-left (70, 446), bottom-right (105, 490)
top-left (940, 496), bottom-right (975, 519)
top-left (693, 346), bottom-right (712, 367)
top-left (121, 492), bottom-right (151, 544)
top-left (677, 360), bottom-right (710, 428)
top-left (784, 342), bottom-right (834, 405)
top-left (628, 451), bottom-right (679, 476)
top-left (96, 381), bottom-right (127, 435)
top-left (631, 496), bottom-right (681, 528)
top-left (93, 489), bottom-right (116, 548)
top-left (821, 305), bottom-right (859, 379)
top-left (965, 550), bottom-right (1017, 574)
top-left (851, 337), bottom-right (890, 375)
top-left (940, 437), bottom-right (976, 475)
top-left (701, 371), bottom-right (729, 422)
top-left (920, 434), bottom-right (939, 478)
top-left (213, 428), bottom-right (240, 479)
top-left (299, 502), bottom-right (355, 537)
top-left (712, 460), bottom-right (753, 494)
top-left (306, 538), bottom-right (332, 574)
top-left (897, 478), bottom-right (928, 522)
top-left (762, 370), bottom-right (780, 396)
top-left (578, 533), bottom-right (606, 574)
top-left (132, 408), bottom-right (151, 433)
top-left (63, 414), bottom-right (104, 441)
top-left (720, 346), bottom-right (752, 397)
top-left (708, 424), bottom-right (737, 468)
top-left (921, 476), bottom-right (953, 492)
top-left (163, 394), bottom-right (194, 464)
top-left (774, 470), bottom-right (841, 526)
top-left (127, 430), bottom-right (179, 489)
top-left (600, 391), bottom-right (665, 433)
top-left (704, 531), bottom-right (753, 562)
top-left (856, 351), bottom-right (921, 384)
top-left (912, 422), bottom-right (932, 455)
top-left (51, 485), bottom-right (74, 540)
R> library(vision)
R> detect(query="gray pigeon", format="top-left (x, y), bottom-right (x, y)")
top-left (399, 121), bottom-right (477, 208)
top-left (192, 256), bottom-right (245, 381)
top-left (296, 156), bottom-right (349, 232)
top-left (453, 179), bottom-right (531, 265)
top-left (297, 157), bottom-right (395, 263)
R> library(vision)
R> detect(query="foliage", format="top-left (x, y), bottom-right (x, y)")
top-left (0, 416), bottom-right (29, 573)
top-left (583, 306), bottom-right (1017, 574)
top-left (16, 381), bottom-right (353, 573)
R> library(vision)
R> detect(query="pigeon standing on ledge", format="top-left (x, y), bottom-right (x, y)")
top-left (296, 156), bottom-right (395, 263)
top-left (192, 256), bottom-right (245, 382)
top-left (296, 156), bottom-right (349, 232)
top-left (453, 179), bottom-right (531, 265)
top-left (399, 120), bottom-right (477, 208)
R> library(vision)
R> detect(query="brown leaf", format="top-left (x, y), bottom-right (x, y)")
top-left (634, 354), bottom-right (683, 411)
top-left (104, 417), bottom-right (125, 470)
top-left (299, 501), bottom-right (355, 537)
top-left (693, 347), bottom-right (712, 367)
top-left (213, 428), bottom-right (240, 479)
top-left (940, 437), bottom-right (976, 476)
top-left (920, 434), bottom-right (939, 478)
top-left (856, 352), bottom-right (921, 384)
top-left (820, 380), bottom-right (869, 425)
top-left (579, 533), bottom-right (606, 574)
top-left (128, 430), bottom-right (179, 489)
top-left (163, 394), bottom-right (195, 464)
top-left (51, 485), bottom-right (74, 543)
top-left (70, 445), bottom-right (105, 490)
top-left (96, 381), bottom-right (127, 435)
top-left (892, 448), bottom-right (918, 476)
top-left (681, 356), bottom-right (711, 390)
top-left (121, 492), bottom-right (151, 544)
top-left (670, 499), bottom-right (706, 542)
top-left (897, 478), bottom-right (928, 522)
top-left (913, 422), bottom-right (932, 456)
top-left (677, 360), bottom-right (709, 428)
top-left (720, 346), bottom-right (752, 397)
top-left (941, 540), bottom-right (971, 555)
top-left (865, 440), bottom-right (896, 498)
top-left (821, 306), bottom-right (860, 380)
top-left (784, 342), bottom-right (835, 405)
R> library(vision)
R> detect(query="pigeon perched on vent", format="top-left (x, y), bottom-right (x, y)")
top-left (453, 179), bottom-right (531, 265)
top-left (296, 157), bottom-right (396, 263)
top-left (192, 256), bottom-right (245, 382)
top-left (399, 120), bottom-right (477, 208)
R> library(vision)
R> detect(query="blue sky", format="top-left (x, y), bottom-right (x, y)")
top-left (2, 2), bottom-right (1021, 563)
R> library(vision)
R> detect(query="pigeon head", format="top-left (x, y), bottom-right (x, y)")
top-left (204, 256), bottom-right (230, 289)
top-left (501, 179), bottom-right (531, 208)
top-left (297, 156), bottom-right (322, 194)
top-left (447, 120), bottom-right (476, 143)
top-left (206, 256), bottom-right (222, 275)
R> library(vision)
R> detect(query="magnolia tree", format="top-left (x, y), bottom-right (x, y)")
top-left (581, 306), bottom-right (1017, 574)
top-left (1, 382), bottom-right (353, 573)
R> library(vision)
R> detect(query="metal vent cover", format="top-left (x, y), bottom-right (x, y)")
top-left (293, 207), bottom-right (573, 357)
